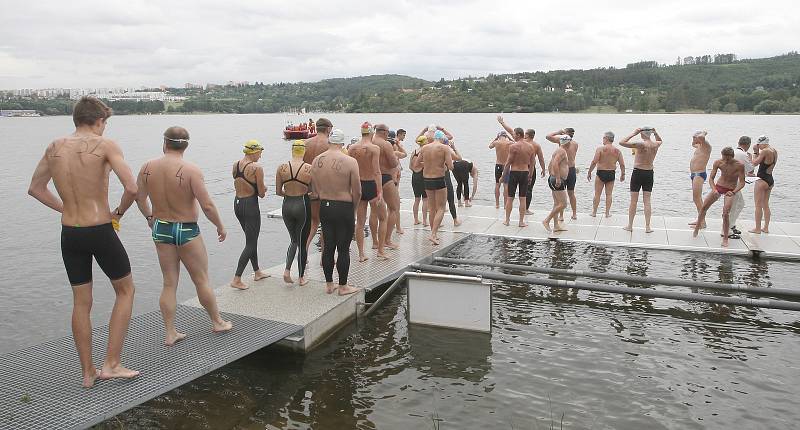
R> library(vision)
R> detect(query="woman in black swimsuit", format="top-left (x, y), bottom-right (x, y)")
top-left (230, 140), bottom-right (269, 290)
top-left (409, 136), bottom-right (429, 226)
top-left (750, 135), bottom-right (778, 234)
top-left (276, 140), bottom-right (313, 285)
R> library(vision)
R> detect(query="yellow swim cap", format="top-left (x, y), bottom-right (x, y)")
top-left (291, 139), bottom-right (306, 157)
top-left (416, 135), bottom-right (427, 145)
top-left (243, 139), bottom-right (264, 154)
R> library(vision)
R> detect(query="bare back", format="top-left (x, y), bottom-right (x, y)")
top-left (373, 136), bottom-right (399, 174)
top-left (46, 135), bottom-right (117, 226)
top-left (419, 143), bottom-right (453, 178)
top-left (550, 147), bottom-right (569, 179)
top-left (491, 138), bottom-right (512, 164)
top-left (348, 140), bottom-right (381, 181)
top-left (564, 141), bottom-right (579, 167)
top-left (232, 160), bottom-right (263, 198)
top-left (311, 149), bottom-right (360, 202)
top-left (633, 140), bottom-right (661, 170)
top-left (597, 145), bottom-right (622, 170)
top-left (506, 141), bottom-right (534, 172)
top-left (276, 160), bottom-right (312, 197)
top-left (302, 134), bottom-right (329, 165)
top-left (141, 156), bottom-right (201, 222)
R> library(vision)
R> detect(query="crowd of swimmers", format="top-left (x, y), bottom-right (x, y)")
top-left (28, 97), bottom-right (778, 387)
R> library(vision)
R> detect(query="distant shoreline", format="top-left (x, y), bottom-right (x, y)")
top-left (5, 110), bottom-right (799, 117)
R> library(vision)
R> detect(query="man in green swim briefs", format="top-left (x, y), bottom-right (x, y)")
top-left (136, 126), bottom-right (232, 346)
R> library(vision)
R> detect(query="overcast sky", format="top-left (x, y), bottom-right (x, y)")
top-left (1, 0), bottom-right (797, 89)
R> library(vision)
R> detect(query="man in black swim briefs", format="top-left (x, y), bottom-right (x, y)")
top-left (28, 97), bottom-right (140, 387)
top-left (587, 131), bottom-right (626, 218)
top-left (348, 123), bottom-right (388, 261)
top-left (546, 128), bottom-right (580, 220)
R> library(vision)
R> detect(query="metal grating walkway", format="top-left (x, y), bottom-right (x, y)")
top-left (0, 305), bottom-right (300, 430)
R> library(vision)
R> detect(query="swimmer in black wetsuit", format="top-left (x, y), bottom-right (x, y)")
top-left (277, 141), bottom-right (314, 285)
top-left (231, 140), bottom-right (269, 290)
top-left (749, 135), bottom-right (778, 234)
top-left (453, 159), bottom-right (478, 207)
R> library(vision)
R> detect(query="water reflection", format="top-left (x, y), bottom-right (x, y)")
top-left (407, 325), bottom-right (491, 383)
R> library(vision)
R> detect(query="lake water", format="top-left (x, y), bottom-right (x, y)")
top-left (1, 113), bottom-right (799, 429)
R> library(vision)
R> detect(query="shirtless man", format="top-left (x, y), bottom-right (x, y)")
top-left (501, 127), bottom-right (536, 227)
top-left (688, 131), bottom-right (712, 227)
top-left (373, 123), bottom-right (400, 249)
top-left (390, 129), bottom-right (407, 235)
top-left (543, 138), bottom-right (570, 232)
top-left (546, 128), bottom-right (580, 220)
top-left (618, 127), bottom-right (663, 233)
top-left (28, 97), bottom-right (140, 387)
top-left (136, 126), bottom-right (232, 346)
top-left (522, 129), bottom-right (546, 214)
top-left (413, 130), bottom-right (454, 245)
top-left (349, 123), bottom-right (387, 261)
top-left (409, 135), bottom-right (429, 226)
top-left (302, 117), bottom-right (333, 249)
top-left (310, 129), bottom-right (361, 295)
top-left (587, 132), bottom-right (626, 218)
top-left (489, 131), bottom-right (513, 208)
top-left (692, 147), bottom-right (746, 247)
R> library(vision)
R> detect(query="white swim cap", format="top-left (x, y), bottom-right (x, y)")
top-left (757, 135), bottom-right (769, 144)
top-left (428, 124), bottom-right (437, 132)
top-left (329, 129), bottom-right (345, 145)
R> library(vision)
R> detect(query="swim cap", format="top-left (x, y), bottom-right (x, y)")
top-left (443, 137), bottom-right (449, 145)
top-left (433, 130), bottom-right (446, 140)
top-left (428, 124), bottom-right (437, 132)
top-left (350, 137), bottom-right (359, 145)
top-left (416, 135), bottom-right (427, 145)
top-left (693, 130), bottom-right (707, 138)
top-left (329, 129), bottom-right (345, 145)
top-left (360, 122), bottom-right (373, 135)
top-left (757, 135), bottom-right (769, 144)
top-left (559, 135), bottom-right (572, 144)
top-left (388, 130), bottom-right (396, 139)
top-left (243, 139), bottom-right (264, 154)
top-left (291, 139), bottom-right (306, 157)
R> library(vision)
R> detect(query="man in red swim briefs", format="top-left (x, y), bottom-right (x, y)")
top-left (691, 147), bottom-right (746, 248)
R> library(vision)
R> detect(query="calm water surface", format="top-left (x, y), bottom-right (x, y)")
top-left (1, 113), bottom-right (799, 428)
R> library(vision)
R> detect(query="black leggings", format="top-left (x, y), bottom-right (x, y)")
top-left (234, 195), bottom-right (261, 277)
top-left (445, 172), bottom-right (457, 220)
top-left (526, 169), bottom-right (537, 210)
top-left (282, 194), bottom-right (311, 278)
top-left (320, 200), bottom-right (355, 285)
top-left (454, 171), bottom-right (470, 201)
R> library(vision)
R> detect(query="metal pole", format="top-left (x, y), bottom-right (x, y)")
top-left (362, 273), bottom-right (408, 317)
top-left (412, 263), bottom-right (800, 312)
top-left (434, 257), bottom-right (800, 299)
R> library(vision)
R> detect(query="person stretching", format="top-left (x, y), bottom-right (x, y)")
top-left (692, 147), bottom-right (745, 247)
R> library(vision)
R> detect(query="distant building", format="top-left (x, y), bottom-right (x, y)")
top-left (1, 109), bottom-right (40, 117)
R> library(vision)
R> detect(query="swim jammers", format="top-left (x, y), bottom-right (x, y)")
top-left (381, 173), bottom-right (393, 186)
top-left (424, 176), bottom-right (447, 190)
top-left (411, 171), bottom-right (427, 198)
top-left (361, 180), bottom-right (378, 201)
top-left (597, 169), bottom-right (616, 183)
top-left (690, 171), bottom-right (707, 182)
top-left (152, 219), bottom-right (201, 246)
top-left (548, 175), bottom-right (567, 191)
top-left (565, 166), bottom-right (577, 190)
top-left (630, 168), bottom-right (654, 193)
top-left (494, 164), bottom-right (504, 183)
top-left (507, 171), bottom-right (529, 198)
top-left (61, 223), bottom-right (131, 286)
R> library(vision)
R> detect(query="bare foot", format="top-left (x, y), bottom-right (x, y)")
top-left (283, 271), bottom-right (294, 284)
top-left (503, 220), bottom-right (510, 226)
top-left (423, 222), bottom-right (429, 227)
top-left (554, 224), bottom-right (568, 232)
top-left (427, 236), bottom-right (437, 244)
top-left (230, 280), bottom-right (249, 290)
top-left (495, 203), bottom-right (500, 209)
top-left (99, 365), bottom-right (140, 381)
top-left (605, 213), bottom-right (611, 218)
top-left (622, 225), bottom-right (633, 232)
top-left (558, 216), bottom-right (564, 222)
top-left (385, 242), bottom-right (400, 250)
top-left (645, 228), bottom-right (654, 233)
top-left (371, 243), bottom-right (378, 250)
top-left (688, 221), bottom-right (697, 225)
top-left (721, 238), bottom-right (729, 248)
top-left (212, 319), bottom-right (233, 333)
top-left (466, 201), bottom-right (472, 207)
top-left (396, 228), bottom-right (404, 235)
top-left (542, 221), bottom-right (552, 232)
top-left (254, 271), bottom-right (270, 281)
top-left (519, 221), bottom-right (528, 227)
top-left (164, 331), bottom-right (187, 346)
top-left (414, 220), bottom-right (421, 225)
top-left (525, 210), bottom-right (534, 215)
top-left (454, 219), bottom-right (462, 226)
top-left (748, 228), bottom-right (761, 234)
top-left (338, 285), bottom-right (361, 296)
top-left (325, 283), bottom-right (336, 294)
top-left (571, 215), bottom-right (577, 220)
top-left (377, 252), bottom-right (389, 261)
top-left (82, 369), bottom-right (100, 388)
top-left (590, 213), bottom-right (597, 217)
top-left (762, 228), bottom-right (770, 234)
top-left (299, 277), bottom-right (309, 286)
top-left (358, 254), bottom-right (369, 262)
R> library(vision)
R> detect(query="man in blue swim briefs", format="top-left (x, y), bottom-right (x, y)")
top-left (688, 130), bottom-right (712, 227)
top-left (136, 126), bottom-right (232, 346)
